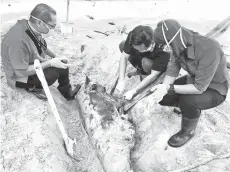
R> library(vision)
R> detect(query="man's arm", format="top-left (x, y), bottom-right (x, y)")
top-left (163, 74), bottom-right (203, 94)
top-left (136, 51), bottom-right (170, 91)
top-left (162, 75), bottom-right (177, 85)
top-left (14, 56), bottom-right (70, 78)
top-left (45, 48), bottom-right (56, 58)
top-left (8, 41), bottom-right (51, 77)
top-left (14, 60), bottom-right (51, 77)
top-left (160, 52), bottom-right (180, 85)
top-left (173, 84), bottom-right (202, 94)
top-left (133, 70), bottom-right (161, 92)
top-left (165, 48), bottom-right (221, 95)
top-left (119, 52), bottom-right (129, 81)
top-left (163, 52), bottom-right (181, 84)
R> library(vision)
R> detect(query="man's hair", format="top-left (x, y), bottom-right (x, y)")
top-left (129, 25), bottom-right (154, 47)
top-left (30, 3), bottom-right (56, 23)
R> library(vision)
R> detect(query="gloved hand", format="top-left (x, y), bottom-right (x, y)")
top-left (50, 57), bottom-right (70, 69)
top-left (116, 80), bottom-right (125, 93)
top-left (124, 89), bottom-right (137, 100)
top-left (150, 84), bottom-right (168, 103)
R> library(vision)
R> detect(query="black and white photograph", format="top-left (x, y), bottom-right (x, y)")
top-left (1, 0), bottom-right (230, 171)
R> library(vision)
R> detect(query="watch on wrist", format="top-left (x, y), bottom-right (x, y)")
top-left (168, 84), bottom-right (175, 95)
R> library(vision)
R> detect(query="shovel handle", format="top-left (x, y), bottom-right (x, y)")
top-left (66, 0), bottom-right (70, 23)
top-left (34, 60), bottom-right (68, 141)
top-left (110, 75), bottom-right (119, 95)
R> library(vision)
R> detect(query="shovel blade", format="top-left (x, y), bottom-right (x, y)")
top-left (65, 137), bottom-right (74, 156)
top-left (60, 22), bottom-right (74, 34)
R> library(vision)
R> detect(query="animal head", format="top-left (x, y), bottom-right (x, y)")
top-left (84, 76), bottom-right (106, 94)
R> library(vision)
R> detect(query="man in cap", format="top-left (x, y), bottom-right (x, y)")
top-left (1, 3), bottom-right (81, 100)
top-left (150, 19), bottom-right (230, 147)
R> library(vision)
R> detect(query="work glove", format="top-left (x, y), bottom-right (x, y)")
top-left (116, 80), bottom-right (125, 93)
top-left (150, 84), bottom-right (168, 103)
top-left (124, 89), bottom-right (137, 100)
top-left (50, 57), bottom-right (70, 69)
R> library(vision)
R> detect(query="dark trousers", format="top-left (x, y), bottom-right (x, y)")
top-left (119, 41), bottom-right (151, 74)
top-left (16, 67), bottom-right (70, 89)
top-left (159, 76), bottom-right (226, 119)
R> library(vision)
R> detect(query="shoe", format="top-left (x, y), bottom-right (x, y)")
top-left (26, 87), bottom-right (47, 100)
top-left (58, 84), bottom-right (81, 101)
top-left (168, 117), bottom-right (199, 148)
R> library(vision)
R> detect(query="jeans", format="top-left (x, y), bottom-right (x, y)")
top-left (16, 67), bottom-right (70, 89)
top-left (159, 76), bottom-right (226, 119)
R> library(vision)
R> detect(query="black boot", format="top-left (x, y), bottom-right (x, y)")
top-left (168, 117), bottom-right (199, 148)
top-left (58, 84), bottom-right (81, 101)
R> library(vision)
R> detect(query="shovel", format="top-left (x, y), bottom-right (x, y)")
top-left (109, 75), bottom-right (119, 95)
top-left (60, 0), bottom-right (74, 34)
top-left (34, 59), bottom-right (77, 159)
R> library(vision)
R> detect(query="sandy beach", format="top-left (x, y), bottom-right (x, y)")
top-left (1, 0), bottom-right (230, 172)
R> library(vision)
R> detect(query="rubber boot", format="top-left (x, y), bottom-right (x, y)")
top-left (58, 84), bottom-right (81, 101)
top-left (168, 117), bottom-right (199, 148)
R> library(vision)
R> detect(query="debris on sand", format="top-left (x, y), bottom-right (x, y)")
top-left (86, 15), bottom-right (94, 20)
top-left (108, 22), bottom-right (115, 25)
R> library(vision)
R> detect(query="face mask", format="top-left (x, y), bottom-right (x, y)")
top-left (42, 29), bottom-right (55, 38)
top-left (162, 44), bottom-right (173, 53)
top-left (146, 42), bottom-right (155, 52)
top-left (134, 42), bottom-right (155, 53)
top-left (161, 21), bottom-right (187, 52)
top-left (30, 15), bottom-right (56, 36)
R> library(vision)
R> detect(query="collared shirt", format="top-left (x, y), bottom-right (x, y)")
top-left (1, 19), bottom-right (47, 88)
top-left (166, 31), bottom-right (230, 95)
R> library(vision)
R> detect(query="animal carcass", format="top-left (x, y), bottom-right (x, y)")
top-left (77, 77), bottom-right (135, 172)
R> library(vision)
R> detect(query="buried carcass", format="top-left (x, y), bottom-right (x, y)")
top-left (76, 77), bottom-right (135, 172)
